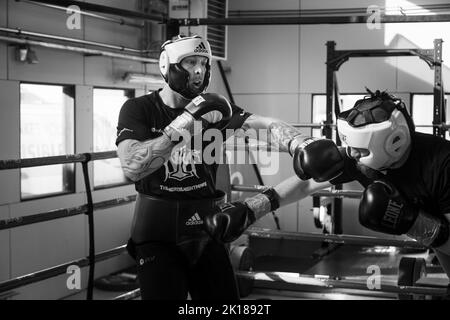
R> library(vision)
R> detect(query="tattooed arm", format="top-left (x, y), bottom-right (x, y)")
top-left (204, 176), bottom-right (332, 243)
top-left (238, 114), bottom-right (330, 219)
top-left (117, 135), bottom-right (175, 182)
top-left (245, 176), bottom-right (332, 220)
top-left (241, 114), bottom-right (310, 154)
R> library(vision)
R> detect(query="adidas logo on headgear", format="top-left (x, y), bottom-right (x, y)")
top-left (194, 42), bottom-right (209, 54)
top-left (186, 213), bottom-right (203, 226)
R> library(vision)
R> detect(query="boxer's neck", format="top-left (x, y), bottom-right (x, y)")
top-left (159, 84), bottom-right (189, 109)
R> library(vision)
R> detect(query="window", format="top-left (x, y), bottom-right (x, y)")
top-left (311, 94), bottom-right (327, 139)
top-left (411, 94), bottom-right (450, 140)
top-left (339, 95), bottom-right (365, 112)
top-left (20, 83), bottom-right (75, 200)
top-left (93, 88), bottom-right (134, 188)
top-left (311, 94), bottom-right (365, 140)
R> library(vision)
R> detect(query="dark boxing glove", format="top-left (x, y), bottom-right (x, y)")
top-left (359, 180), bottom-right (449, 247)
top-left (164, 93), bottom-right (232, 139)
top-left (358, 180), bottom-right (419, 235)
top-left (204, 202), bottom-right (256, 243)
top-left (291, 136), bottom-right (383, 187)
top-left (329, 148), bottom-right (384, 188)
top-left (292, 138), bottom-right (345, 182)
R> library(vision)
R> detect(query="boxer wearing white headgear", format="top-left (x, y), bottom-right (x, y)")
top-left (339, 90), bottom-right (450, 280)
top-left (337, 90), bottom-right (414, 171)
top-left (159, 35), bottom-right (212, 99)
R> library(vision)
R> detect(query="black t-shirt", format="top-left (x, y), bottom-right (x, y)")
top-left (115, 89), bottom-right (251, 200)
top-left (385, 132), bottom-right (450, 217)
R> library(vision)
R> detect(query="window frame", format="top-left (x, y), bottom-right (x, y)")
top-left (410, 92), bottom-right (449, 138)
top-left (19, 81), bottom-right (76, 201)
top-left (92, 87), bottom-right (135, 190)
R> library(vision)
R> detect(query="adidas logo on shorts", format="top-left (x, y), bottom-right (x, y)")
top-left (194, 42), bottom-right (209, 54)
top-left (185, 213), bottom-right (203, 226)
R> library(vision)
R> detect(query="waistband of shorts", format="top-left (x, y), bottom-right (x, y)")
top-left (136, 190), bottom-right (226, 209)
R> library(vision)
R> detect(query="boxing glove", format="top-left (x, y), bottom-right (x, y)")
top-left (292, 138), bottom-right (345, 182)
top-left (204, 202), bottom-right (256, 243)
top-left (358, 180), bottom-right (418, 235)
top-left (164, 93), bottom-right (232, 139)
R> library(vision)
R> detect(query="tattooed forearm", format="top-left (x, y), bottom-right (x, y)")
top-left (241, 115), bottom-right (310, 153)
top-left (267, 122), bottom-right (305, 153)
top-left (117, 135), bottom-right (174, 181)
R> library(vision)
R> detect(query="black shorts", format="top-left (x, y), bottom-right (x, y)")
top-left (134, 239), bottom-right (239, 300)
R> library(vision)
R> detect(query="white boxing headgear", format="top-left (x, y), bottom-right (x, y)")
top-left (337, 90), bottom-right (414, 170)
top-left (159, 35), bottom-right (212, 99)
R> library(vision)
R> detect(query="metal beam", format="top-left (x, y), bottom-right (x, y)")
top-left (0, 27), bottom-right (144, 53)
top-left (171, 14), bottom-right (450, 26)
top-left (0, 36), bottom-right (158, 64)
top-left (21, 0), bottom-right (144, 28)
top-left (25, 0), bottom-right (165, 23)
top-left (433, 39), bottom-right (445, 137)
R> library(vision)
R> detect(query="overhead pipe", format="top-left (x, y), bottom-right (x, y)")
top-left (26, 0), bottom-right (166, 23)
top-left (0, 27), bottom-right (144, 54)
top-left (170, 14), bottom-right (450, 26)
top-left (19, 0), bottom-right (145, 29)
top-left (21, 0), bottom-right (450, 27)
top-left (0, 35), bottom-right (158, 63)
top-left (228, 4), bottom-right (450, 17)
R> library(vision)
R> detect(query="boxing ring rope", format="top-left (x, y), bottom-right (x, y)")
top-left (0, 195), bottom-right (136, 229)
top-left (117, 266), bottom-right (449, 299)
top-left (0, 245), bottom-right (127, 293)
top-left (289, 123), bottom-right (450, 129)
top-left (231, 184), bottom-right (364, 199)
top-left (113, 288), bottom-right (141, 301)
top-left (0, 151), bottom-right (135, 300)
top-left (245, 227), bottom-right (425, 250)
top-left (233, 270), bottom-right (449, 298)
